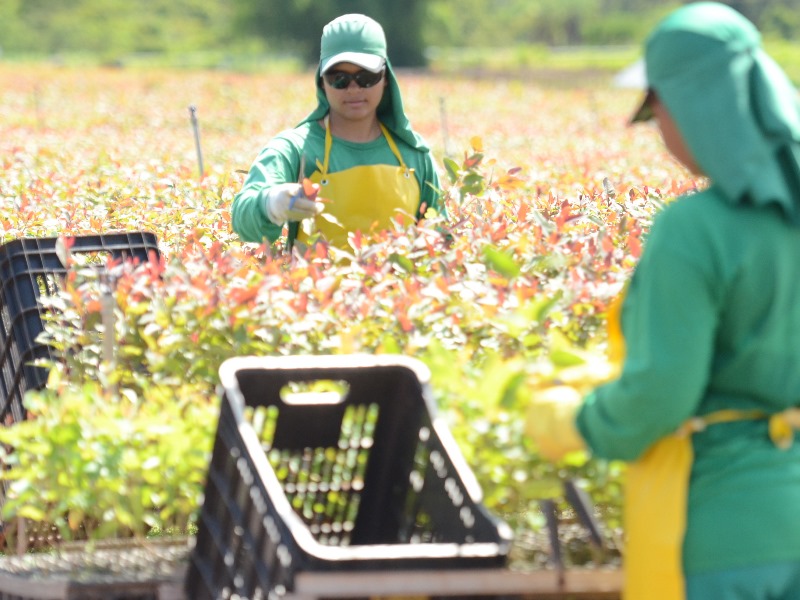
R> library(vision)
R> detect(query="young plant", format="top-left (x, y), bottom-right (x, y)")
top-left (0, 379), bottom-right (215, 545)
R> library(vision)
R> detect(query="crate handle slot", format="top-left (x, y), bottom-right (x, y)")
top-left (72, 250), bottom-right (114, 267)
top-left (279, 379), bottom-right (350, 406)
top-left (56, 237), bottom-right (114, 269)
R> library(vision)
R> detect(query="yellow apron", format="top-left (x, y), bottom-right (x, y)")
top-left (608, 294), bottom-right (800, 600)
top-left (298, 118), bottom-right (420, 247)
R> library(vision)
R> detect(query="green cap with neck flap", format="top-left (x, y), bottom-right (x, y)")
top-left (299, 13), bottom-right (429, 151)
top-left (637, 1), bottom-right (800, 223)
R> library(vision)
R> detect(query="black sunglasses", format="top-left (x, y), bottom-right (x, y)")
top-left (323, 69), bottom-right (385, 90)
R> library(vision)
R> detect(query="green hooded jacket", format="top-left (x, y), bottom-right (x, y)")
top-left (576, 2), bottom-right (800, 576)
top-left (231, 14), bottom-right (443, 245)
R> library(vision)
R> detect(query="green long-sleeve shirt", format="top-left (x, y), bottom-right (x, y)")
top-left (577, 186), bottom-right (800, 574)
top-left (231, 121), bottom-right (443, 244)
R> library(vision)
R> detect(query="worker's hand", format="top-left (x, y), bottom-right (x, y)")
top-left (263, 182), bottom-right (322, 224)
top-left (526, 385), bottom-right (586, 462)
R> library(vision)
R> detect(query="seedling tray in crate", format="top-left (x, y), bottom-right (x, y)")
top-left (0, 537), bottom-right (189, 600)
top-left (0, 232), bottom-right (160, 423)
top-left (187, 354), bottom-right (513, 599)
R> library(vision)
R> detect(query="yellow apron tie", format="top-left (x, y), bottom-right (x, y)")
top-left (608, 292), bottom-right (800, 600)
top-left (607, 288), bottom-right (690, 600)
top-left (623, 432), bottom-right (691, 600)
top-left (298, 118), bottom-right (420, 247)
top-left (623, 407), bottom-right (799, 600)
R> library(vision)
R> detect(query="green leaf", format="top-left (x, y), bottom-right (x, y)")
top-left (550, 348), bottom-right (586, 367)
top-left (561, 449), bottom-right (590, 467)
top-left (462, 172), bottom-right (485, 195)
top-left (379, 334), bottom-right (402, 354)
top-left (474, 353), bottom-right (525, 412)
top-left (18, 505), bottom-right (47, 521)
top-left (388, 252), bottom-right (414, 274)
top-left (482, 245), bottom-right (521, 278)
top-left (499, 371), bottom-right (527, 410)
top-left (443, 157), bottom-right (460, 183)
top-left (519, 477), bottom-right (563, 499)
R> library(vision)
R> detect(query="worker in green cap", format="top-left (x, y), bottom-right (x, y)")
top-left (526, 3), bottom-right (800, 599)
top-left (231, 13), bottom-right (444, 249)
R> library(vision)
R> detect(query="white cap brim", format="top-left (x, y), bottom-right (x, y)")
top-left (320, 52), bottom-right (385, 74)
top-left (613, 58), bottom-right (647, 89)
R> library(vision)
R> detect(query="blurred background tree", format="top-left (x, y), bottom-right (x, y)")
top-left (1, 0), bottom-right (799, 67)
top-left (230, 0), bottom-right (426, 67)
top-left (0, 0), bottom-right (233, 60)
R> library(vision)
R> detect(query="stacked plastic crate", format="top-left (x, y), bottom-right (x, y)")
top-left (0, 232), bottom-right (160, 423)
top-left (0, 232), bottom-right (160, 562)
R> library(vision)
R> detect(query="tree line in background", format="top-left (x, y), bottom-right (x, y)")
top-left (2, 0), bottom-right (800, 67)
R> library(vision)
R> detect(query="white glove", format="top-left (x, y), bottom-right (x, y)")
top-left (526, 385), bottom-right (586, 462)
top-left (263, 183), bottom-right (321, 224)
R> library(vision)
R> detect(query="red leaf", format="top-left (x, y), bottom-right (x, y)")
top-left (302, 178), bottom-right (319, 201)
top-left (230, 287), bottom-right (258, 304)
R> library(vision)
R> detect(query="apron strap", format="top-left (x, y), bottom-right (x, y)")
top-left (322, 115), bottom-right (333, 176)
top-left (680, 408), bottom-right (768, 434)
top-left (679, 406), bottom-right (800, 449)
top-left (321, 117), bottom-right (409, 176)
top-left (378, 123), bottom-right (409, 170)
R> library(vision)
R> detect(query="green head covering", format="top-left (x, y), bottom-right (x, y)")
top-left (635, 2), bottom-right (800, 223)
top-left (299, 13), bottom-right (429, 151)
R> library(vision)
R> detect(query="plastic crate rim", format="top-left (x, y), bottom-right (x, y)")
top-left (215, 354), bottom-right (514, 560)
top-left (277, 540), bottom-right (509, 563)
top-left (223, 396), bottom-right (512, 563)
top-left (217, 353), bottom-right (499, 518)
top-left (218, 354), bottom-right (432, 394)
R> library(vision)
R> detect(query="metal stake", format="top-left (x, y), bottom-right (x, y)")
top-left (100, 271), bottom-right (118, 399)
top-left (439, 97), bottom-right (451, 158)
top-left (189, 105), bottom-right (204, 180)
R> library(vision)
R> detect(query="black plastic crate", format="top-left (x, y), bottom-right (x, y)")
top-left (0, 232), bottom-right (160, 424)
top-left (187, 355), bottom-right (513, 599)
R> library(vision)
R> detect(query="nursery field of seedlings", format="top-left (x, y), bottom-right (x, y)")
top-left (0, 62), bottom-right (699, 566)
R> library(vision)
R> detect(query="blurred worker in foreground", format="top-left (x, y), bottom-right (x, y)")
top-left (231, 13), bottom-right (444, 249)
top-left (527, 3), bottom-right (800, 599)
